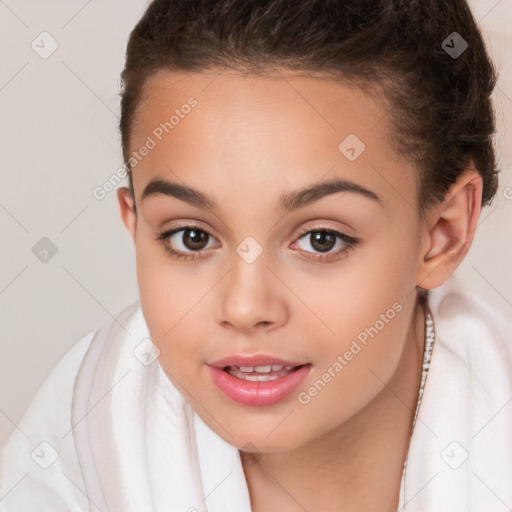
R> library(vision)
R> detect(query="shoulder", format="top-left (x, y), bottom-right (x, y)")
top-left (0, 299), bottom-right (142, 512)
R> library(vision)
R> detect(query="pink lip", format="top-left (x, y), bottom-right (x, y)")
top-left (209, 354), bottom-right (306, 368)
top-left (207, 363), bottom-right (311, 407)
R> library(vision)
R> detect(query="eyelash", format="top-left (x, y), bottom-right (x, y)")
top-left (155, 223), bottom-right (359, 263)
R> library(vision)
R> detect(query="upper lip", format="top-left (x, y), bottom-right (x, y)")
top-left (208, 354), bottom-right (308, 368)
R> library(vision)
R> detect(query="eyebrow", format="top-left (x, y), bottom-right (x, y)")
top-left (141, 176), bottom-right (381, 213)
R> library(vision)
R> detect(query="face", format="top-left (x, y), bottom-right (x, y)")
top-left (119, 68), bottom-right (429, 453)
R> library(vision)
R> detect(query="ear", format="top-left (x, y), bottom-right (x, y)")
top-left (117, 186), bottom-right (137, 242)
top-left (416, 167), bottom-right (483, 290)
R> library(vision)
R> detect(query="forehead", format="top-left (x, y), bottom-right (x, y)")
top-left (129, 68), bottom-right (419, 213)
top-left (136, 68), bottom-right (387, 135)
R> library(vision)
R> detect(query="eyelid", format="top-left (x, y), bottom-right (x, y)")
top-left (158, 221), bottom-right (219, 242)
top-left (291, 223), bottom-right (359, 258)
top-left (294, 221), bottom-right (357, 242)
top-left (157, 223), bottom-right (220, 248)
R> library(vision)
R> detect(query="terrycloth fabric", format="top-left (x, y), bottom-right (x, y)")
top-left (1, 278), bottom-right (511, 512)
top-left (400, 280), bottom-right (512, 512)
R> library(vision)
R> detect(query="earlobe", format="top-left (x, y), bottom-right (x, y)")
top-left (416, 169), bottom-right (483, 290)
top-left (117, 187), bottom-right (137, 241)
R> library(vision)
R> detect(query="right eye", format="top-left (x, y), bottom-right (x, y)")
top-left (156, 225), bottom-right (219, 261)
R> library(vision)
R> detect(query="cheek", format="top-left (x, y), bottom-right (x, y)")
top-left (134, 242), bottom-right (207, 368)
top-left (295, 298), bottom-right (415, 439)
top-left (289, 224), bottom-right (418, 342)
top-left (289, 231), bottom-right (419, 423)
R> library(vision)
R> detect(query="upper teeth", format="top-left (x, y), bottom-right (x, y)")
top-left (237, 365), bottom-right (294, 373)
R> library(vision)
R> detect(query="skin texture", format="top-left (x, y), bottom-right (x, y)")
top-left (117, 68), bottom-right (482, 511)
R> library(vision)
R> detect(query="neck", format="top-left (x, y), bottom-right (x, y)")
top-left (242, 299), bottom-right (426, 512)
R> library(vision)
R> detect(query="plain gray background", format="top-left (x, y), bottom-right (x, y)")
top-left (1, 0), bottom-right (511, 446)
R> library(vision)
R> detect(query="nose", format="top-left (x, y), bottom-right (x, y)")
top-left (216, 252), bottom-right (288, 334)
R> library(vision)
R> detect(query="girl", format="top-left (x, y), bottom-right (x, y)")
top-left (2, 1), bottom-right (511, 511)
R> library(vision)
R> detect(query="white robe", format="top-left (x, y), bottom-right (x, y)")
top-left (1, 278), bottom-right (512, 512)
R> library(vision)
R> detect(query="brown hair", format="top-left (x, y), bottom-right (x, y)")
top-left (119, 0), bottom-right (499, 214)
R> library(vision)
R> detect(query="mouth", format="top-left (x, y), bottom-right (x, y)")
top-left (207, 360), bottom-right (312, 407)
top-left (223, 364), bottom-right (306, 381)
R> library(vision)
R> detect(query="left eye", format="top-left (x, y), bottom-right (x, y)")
top-left (294, 229), bottom-right (352, 254)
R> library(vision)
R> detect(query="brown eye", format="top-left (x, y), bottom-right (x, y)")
top-left (180, 228), bottom-right (210, 250)
top-left (307, 231), bottom-right (337, 252)
top-left (296, 229), bottom-right (345, 254)
top-left (292, 226), bottom-right (359, 262)
top-left (156, 225), bottom-right (219, 259)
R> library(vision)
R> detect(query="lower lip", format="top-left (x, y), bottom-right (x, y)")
top-left (207, 364), bottom-right (311, 407)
